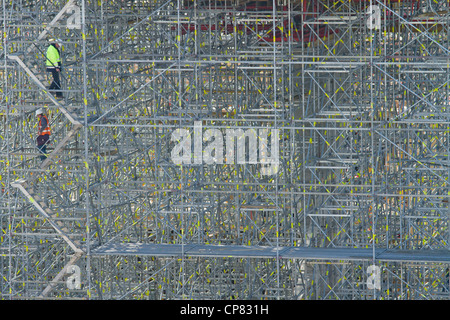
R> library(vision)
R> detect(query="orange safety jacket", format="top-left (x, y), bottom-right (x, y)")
top-left (39, 115), bottom-right (51, 136)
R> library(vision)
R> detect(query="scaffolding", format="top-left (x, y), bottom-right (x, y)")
top-left (1, 0), bottom-right (450, 300)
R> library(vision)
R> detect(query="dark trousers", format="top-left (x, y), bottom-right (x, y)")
top-left (47, 68), bottom-right (62, 97)
top-left (37, 134), bottom-right (50, 161)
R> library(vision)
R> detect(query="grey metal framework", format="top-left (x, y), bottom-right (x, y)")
top-left (1, 0), bottom-right (450, 300)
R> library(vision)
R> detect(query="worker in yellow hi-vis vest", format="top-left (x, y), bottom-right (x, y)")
top-left (46, 39), bottom-right (63, 99)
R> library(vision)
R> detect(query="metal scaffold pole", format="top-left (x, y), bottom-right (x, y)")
top-left (1, 0), bottom-right (450, 300)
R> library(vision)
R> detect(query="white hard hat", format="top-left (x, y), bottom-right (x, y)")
top-left (49, 38), bottom-right (63, 46)
top-left (36, 108), bottom-right (43, 116)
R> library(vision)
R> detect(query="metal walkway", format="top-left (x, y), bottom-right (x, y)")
top-left (92, 242), bottom-right (450, 263)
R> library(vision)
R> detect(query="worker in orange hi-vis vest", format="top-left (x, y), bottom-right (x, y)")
top-left (36, 108), bottom-right (51, 161)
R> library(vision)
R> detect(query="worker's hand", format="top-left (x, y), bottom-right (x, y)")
top-left (56, 68), bottom-right (60, 72)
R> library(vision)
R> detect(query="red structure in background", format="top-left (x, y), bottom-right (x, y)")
top-left (171, 0), bottom-right (429, 44)
top-left (172, 0), bottom-right (330, 43)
